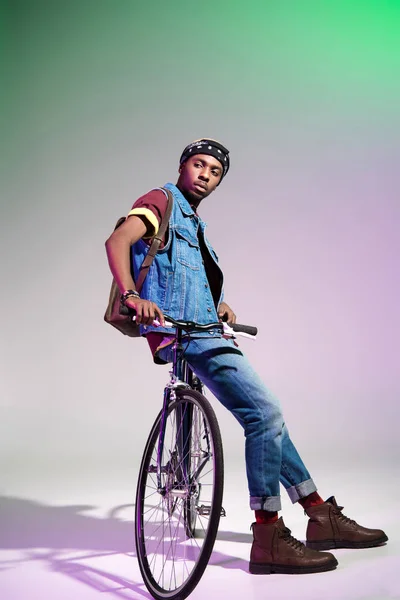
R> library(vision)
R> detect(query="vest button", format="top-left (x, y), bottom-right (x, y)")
top-left (207, 308), bottom-right (212, 312)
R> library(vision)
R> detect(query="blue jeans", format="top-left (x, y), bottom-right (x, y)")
top-left (158, 336), bottom-right (317, 512)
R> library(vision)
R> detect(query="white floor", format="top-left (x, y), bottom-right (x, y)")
top-left (1, 466), bottom-right (399, 600)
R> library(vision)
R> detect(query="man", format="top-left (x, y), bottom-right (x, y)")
top-left (105, 138), bottom-right (387, 574)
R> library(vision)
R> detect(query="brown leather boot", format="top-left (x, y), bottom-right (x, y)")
top-left (249, 517), bottom-right (338, 574)
top-left (306, 496), bottom-right (388, 550)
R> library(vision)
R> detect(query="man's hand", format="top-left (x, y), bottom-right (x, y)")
top-left (217, 301), bottom-right (236, 325)
top-left (125, 297), bottom-right (165, 327)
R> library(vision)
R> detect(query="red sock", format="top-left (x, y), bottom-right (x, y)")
top-left (298, 491), bottom-right (324, 509)
top-left (255, 510), bottom-right (279, 524)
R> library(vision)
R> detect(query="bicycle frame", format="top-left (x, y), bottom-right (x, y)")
top-left (156, 329), bottom-right (207, 495)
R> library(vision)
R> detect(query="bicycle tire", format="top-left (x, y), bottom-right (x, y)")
top-left (135, 389), bottom-right (224, 600)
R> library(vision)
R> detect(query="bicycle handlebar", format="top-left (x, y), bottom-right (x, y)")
top-left (163, 315), bottom-right (257, 338)
top-left (121, 306), bottom-right (257, 338)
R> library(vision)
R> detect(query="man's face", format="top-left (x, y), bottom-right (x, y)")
top-left (177, 154), bottom-right (223, 204)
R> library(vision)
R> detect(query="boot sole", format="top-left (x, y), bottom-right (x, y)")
top-left (307, 534), bottom-right (388, 551)
top-left (249, 557), bottom-right (338, 575)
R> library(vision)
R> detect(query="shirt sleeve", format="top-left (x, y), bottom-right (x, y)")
top-left (128, 188), bottom-right (168, 239)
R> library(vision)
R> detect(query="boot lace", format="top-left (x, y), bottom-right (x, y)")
top-left (278, 526), bottom-right (305, 551)
top-left (333, 505), bottom-right (357, 526)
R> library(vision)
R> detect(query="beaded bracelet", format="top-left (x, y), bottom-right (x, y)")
top-left (120, 289), bottom-right (140, 305)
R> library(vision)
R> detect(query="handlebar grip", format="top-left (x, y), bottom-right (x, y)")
top-left (231, 323), bottom-right (258, 336)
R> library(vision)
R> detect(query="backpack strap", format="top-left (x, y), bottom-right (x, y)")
top-left (135, 187), bottom-right (173, 293)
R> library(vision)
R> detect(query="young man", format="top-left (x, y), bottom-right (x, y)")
top-left (105, 138), bottom-right (387, 574)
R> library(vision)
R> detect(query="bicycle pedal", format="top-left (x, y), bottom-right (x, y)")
top-left (196, 504), bottom-right (227, 517)
top-left (196, 504), bottom-right (211, 516)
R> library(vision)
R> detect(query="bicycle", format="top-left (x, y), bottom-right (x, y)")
top-left (133, 315), bottom-right (257, 600)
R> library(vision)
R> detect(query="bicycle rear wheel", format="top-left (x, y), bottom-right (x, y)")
top-left (135, 389), bottom-right (224, 600)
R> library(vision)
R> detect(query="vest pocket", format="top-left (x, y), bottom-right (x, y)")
top-left (175, 229), bottom-right (201, 270)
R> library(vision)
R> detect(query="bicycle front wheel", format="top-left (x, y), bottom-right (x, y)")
top-left (135, 389), bottom-right (224, 600)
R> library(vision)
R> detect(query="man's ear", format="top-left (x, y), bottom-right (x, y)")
top-left (179, 158), bottom-right (188, 174)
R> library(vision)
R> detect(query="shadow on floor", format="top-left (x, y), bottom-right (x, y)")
top-left (0, 495), bottom-right (250, 597)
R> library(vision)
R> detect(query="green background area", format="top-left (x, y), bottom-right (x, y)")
top-left (2, 0), bottom-right (399, 181)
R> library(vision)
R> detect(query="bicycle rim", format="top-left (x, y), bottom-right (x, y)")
top-left (135, 389), bottom-right (224, 600)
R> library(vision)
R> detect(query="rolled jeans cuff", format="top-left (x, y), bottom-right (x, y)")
top-left (250, 495), bottom-right (282, 511)
top-left (286, 478), bottom-right (317, 504)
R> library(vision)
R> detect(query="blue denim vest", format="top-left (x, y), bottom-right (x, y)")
top-left (131, 183), bottom-right (224, 336)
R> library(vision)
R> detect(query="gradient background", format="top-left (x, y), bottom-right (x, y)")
top-left (1, 1), bottom-right (399, 598)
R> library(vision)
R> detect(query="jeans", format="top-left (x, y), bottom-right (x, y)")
top-left (158, 336), bottom-right (317, 511)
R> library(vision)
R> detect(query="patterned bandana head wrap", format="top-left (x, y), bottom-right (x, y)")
top-left (179, 138), bottom-right (230, 184)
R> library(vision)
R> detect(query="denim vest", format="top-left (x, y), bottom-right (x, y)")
top-left (131, 183), bottom-right (224, 336)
